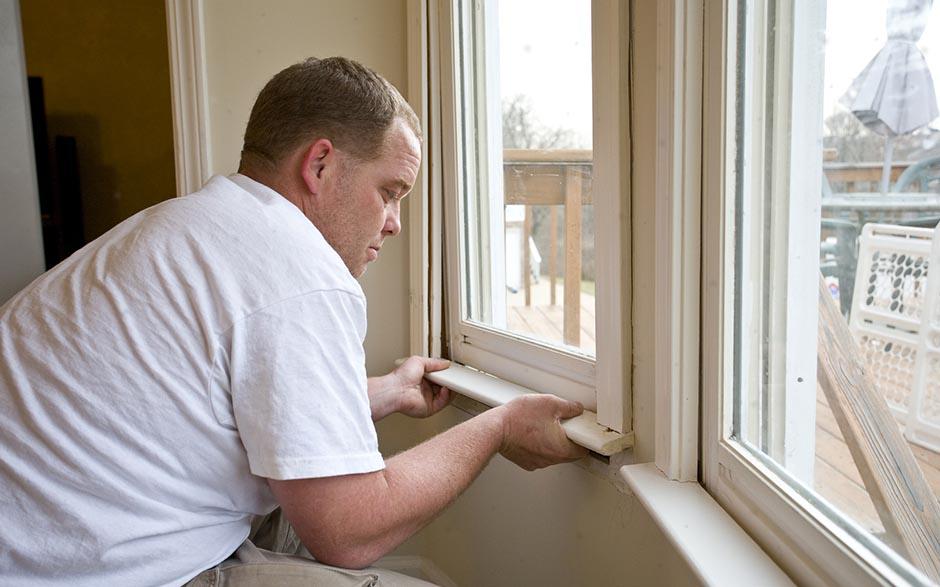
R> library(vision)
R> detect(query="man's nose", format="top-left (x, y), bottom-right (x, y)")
top-left (383, 202), bottom-right (402, 237)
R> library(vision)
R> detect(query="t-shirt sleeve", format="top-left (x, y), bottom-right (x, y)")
top-left (227, 289), bottom-right (384, 480)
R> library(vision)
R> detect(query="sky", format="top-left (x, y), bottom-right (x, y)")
top-left (497, 0), bottom-right (592, 148)
top-left (491, 0), bottom-right (940, 146)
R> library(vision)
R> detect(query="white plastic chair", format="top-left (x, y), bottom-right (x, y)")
top-left (849, 223), bottom-right (940, 452)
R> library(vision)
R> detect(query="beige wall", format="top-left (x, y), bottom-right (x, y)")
top-left (202, 0), bottom-right (410, 375)
top-left (19, 0), bottom-right (176, 240)
top-left (199, 2), bottom-right (699, 585)
top-left (379, 410), bottom-right (699, 587)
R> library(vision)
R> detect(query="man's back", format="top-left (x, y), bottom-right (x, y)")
top-left (0, 175), bottom-right (372, 585)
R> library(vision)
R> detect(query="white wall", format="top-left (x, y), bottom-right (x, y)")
top-left (0, 0), bottom-right (45, 304)
top-left (198, 2), bottom-right (699, 585)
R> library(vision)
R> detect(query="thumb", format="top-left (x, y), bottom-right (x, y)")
top-left (558, 399), bottom-right (584, 420)
top-left (423, 357), bottom-right (452, 373)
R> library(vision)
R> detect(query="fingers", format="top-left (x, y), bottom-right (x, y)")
top-left (430, 386), bottom-right (452, 412)
top-left (497, 395), bottom-right (589, 471)
top-left (557, 399), bottom-right (584, 420)
top-left (564, 442), bottom-right (589, 461)
top-left (421, 357), bottom-right (451, 373)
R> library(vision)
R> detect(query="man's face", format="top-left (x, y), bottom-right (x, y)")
top-left (312, 119), bottom-right (421, 277)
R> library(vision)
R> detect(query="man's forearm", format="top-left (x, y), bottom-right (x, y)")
top-left (343, 406), bottom-right (506, 564)
top-left (269, 406), bottom-right (506, 568)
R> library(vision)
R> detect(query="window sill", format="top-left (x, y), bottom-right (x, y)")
top-left (425, 362), bottom-right (633, 456)
top-left (620, 463), bottom-right (793, 586)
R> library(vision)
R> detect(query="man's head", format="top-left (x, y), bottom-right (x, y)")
top-left (240, 56), bottom-right (420, 169)
top-left (239, 57), bottom-right (422, 277)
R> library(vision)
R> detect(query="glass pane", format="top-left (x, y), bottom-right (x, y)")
top-left (732, 0), bottom-right (940, 581)
top-left (454, 0), bottom-right (594, 357)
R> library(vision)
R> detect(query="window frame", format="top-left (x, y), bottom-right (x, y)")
top-left (698, 1), bottom-right (936, 584)
top-left (435, 0), bottom-right (630, 433)
top-left (409, 0), bottom-right (936, 581)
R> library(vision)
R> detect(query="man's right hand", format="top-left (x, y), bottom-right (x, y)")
top-left (495, 394), bottom-right (588, 471)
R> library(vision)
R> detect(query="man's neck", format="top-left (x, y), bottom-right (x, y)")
top-left (238, 165), bottom-right (305, 213)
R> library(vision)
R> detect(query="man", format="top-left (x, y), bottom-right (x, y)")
top-left (0, 57), bottom-right (586, 586)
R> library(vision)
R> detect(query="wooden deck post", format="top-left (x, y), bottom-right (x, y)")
top-left (523, 205), bottom-right (532, 307)
top-left (817, 276), bottom-right (940, 580)
top-left (564, 167), bottom-right (582, 346)
top-left (549, 206), bottom-right (558, 306)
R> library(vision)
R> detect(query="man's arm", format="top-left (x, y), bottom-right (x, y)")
top-left (267, 394), bottom-right (586, 569)
top-left (366, 356), bottom-right (452, 421)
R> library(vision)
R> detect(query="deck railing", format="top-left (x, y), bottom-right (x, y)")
top-left (502, 149), bottom-right (921, 347)
top-left (824, 161), bottom-right (910, 193)
top-left (503, 149), bottom-right (592, 347)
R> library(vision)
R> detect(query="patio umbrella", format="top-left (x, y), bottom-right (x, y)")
top-left (841, 0), bottom-right (938, 194)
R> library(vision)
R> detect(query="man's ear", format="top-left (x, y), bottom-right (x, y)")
top-left (299, 138), bottom-right (335, 197)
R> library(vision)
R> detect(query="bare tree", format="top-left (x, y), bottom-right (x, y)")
top-left (824, 109), bottom-right (940, 164)
top-left (501, 95), bottom-right (594, 281)
top-left (502, 95), bottom-right (581, 149)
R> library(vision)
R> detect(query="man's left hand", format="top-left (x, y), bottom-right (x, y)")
top-left (367, 356), bottom-right (452, 421)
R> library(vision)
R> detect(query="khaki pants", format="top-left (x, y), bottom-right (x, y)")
top-left (184, 510), bottom-right (436, 586)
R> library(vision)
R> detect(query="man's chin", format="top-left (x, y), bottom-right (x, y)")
top-left (352, 263), bottom-right (369, 278)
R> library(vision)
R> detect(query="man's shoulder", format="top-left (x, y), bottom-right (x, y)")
top-left (186, 176), bottom-right (364, 302)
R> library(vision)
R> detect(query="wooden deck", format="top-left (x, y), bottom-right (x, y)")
top-left (507, 280), bottom-right (940, 533)
top-left (507, 277), bottom-right (596, 355)
top-left (815, 384), bottom-right (940, 533)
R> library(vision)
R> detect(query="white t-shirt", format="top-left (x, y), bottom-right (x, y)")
top-left (0, 175), bottom-right (384, 586)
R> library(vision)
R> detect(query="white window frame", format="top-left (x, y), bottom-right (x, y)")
top-left (411, 0), bottom-right (932, 579)
top-left (698, 1), bottom-right (936, 584)
top-left (433, 0), bottom-right (630, 434)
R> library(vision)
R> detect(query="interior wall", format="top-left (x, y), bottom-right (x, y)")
top-left (19, 0), bottom-right (176, 241)
top-left (201, 0), bottom-right (411, 376)
top-left (198, 2), bottom-right (699, 585)
top-left (0, 0), bottom-right (44, 303)
top-left (382, 410), bottom-right (700, 587)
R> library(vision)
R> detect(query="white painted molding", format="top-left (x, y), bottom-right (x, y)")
top-left (165, 0), bottom-right (211, 196)
top-left (592, 0), bottom-right (631, 434)
top-left (425, 362), bottom-right (633, 456)
top-left (621, 463), bottom-right (794, 586)
top-left (653, 0), bottom-right (703, 482)
top-left (0, 0), bottom-right (46, 303)
top-left (406, 0), bottom-right (431, 357)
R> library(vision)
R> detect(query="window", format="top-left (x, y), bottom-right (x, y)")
top-left (702, 0), bottom-right (940, 584)
top-left (438, 0), bottom-right (629, 432)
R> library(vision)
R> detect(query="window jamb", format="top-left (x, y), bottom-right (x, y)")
top-left (406, 0), bottom-right (432, 356)
top-left (648, 0), bottom-right (703, 482)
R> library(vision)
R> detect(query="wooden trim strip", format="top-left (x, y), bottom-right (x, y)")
top-left (424, 362), bottom-right (632, 456)
top-left (817, 276), bottom-right (940, 581)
